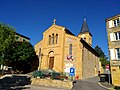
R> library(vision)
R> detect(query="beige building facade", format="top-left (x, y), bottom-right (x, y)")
top-left (15, 32), bottom-right (30, 42)
top-left (106, 14), bottom-right (120, 86)
top-left (35, 19), bottom-right (101, 79)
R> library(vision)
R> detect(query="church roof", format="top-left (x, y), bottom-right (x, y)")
top-left (64, 28), bottom-right (75, 36)
top-left (52, 19), bottom-right (75, 36)
top-left (80, 39), bottom-right (100, 57)
top-left (79, 18), bottom-right (92, 36)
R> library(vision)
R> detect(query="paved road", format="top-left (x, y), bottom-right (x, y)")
top-left (0, 75), bottom-right (107, 90)
top-left (71, 80), bottom-right (107, 90)
top-left (71, 76), bottom-right (107, 90)
top-left (24, 79), bottom-right (107, 90)
top-left (24, 76), bottom-right (107, 90)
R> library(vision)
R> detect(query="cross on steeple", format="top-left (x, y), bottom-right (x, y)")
top-left (84, 18), bottom-right (86, 21)
top-left (53, 19), bottom-right (56, 24)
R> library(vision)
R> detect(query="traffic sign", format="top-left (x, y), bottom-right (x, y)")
top-left (106, 64), bottom-right (110, 70)
top-left (69, 67), bottom-right (75, 76)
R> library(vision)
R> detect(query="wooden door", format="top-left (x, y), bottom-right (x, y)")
top-left (49, 57), bottom-right (54, 69)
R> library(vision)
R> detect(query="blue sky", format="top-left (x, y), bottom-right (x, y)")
top-left (0, 0), bottom-right (120, 57)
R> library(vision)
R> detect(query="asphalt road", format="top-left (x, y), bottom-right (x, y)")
top-left (24, 80), bottom-right (107, 90)
top-left (0, 75), bottom-right (107, 90)
top-left (71, 80), bottom-right (107, 90)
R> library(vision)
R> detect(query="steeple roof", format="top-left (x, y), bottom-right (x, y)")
top-left (79, 18), bottom-right (92, 36)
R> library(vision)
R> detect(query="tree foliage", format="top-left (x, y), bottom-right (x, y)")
top-left (9, 41), bottom-right (37, 73)
top-left (0, 23), bottom-right (38, 73)
top-left (0, 23), bottom-right (15, 64)
top-left (94, 45), bottom-right (109, 69)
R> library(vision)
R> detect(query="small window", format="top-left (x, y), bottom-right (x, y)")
top-left (69, 44), bottom-right (72, 55)
top-left (113, 18), bottom-right (120, 27)
top-left (51, 34), bottom-right (54, 44)
top-left (23, 39), bottom-right (26, 42)
top-left (16, 36), bottom-right (19, 41)
top-left (115, 33), bottom-right (118, 40)
top-left (84, 38), bottom-right (86, 41)
top-left (116, 48), bottom-right (120, 60)
top-left (56, 34), bottom-right (58, 44)
top-left (115, 32), bottom-right (120, 41)
top-left (49, 35), bottom-right (51, 45)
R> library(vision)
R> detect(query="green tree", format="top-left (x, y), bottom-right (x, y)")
top-left (0, 23), bottom-right (38, 73)
top-left (9, 41), bottom-right (37, 73)
top-left (0, 23), bottom-right (15, 65)
top-left (94, 45), bottom-right (109, 69)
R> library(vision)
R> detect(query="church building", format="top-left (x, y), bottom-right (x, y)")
top-left (35, 19), bottom-right (101, 79)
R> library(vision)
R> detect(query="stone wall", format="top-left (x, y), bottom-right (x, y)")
top-left (82, 46), bottom-right (99, 79)
top-left (31, 78), bottom-right (73, 89)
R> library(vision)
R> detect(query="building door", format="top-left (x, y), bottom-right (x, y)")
top-left (49, 57), bottom-right (54, 69)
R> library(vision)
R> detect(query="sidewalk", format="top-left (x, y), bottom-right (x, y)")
top-left (98, 82), bottom-right (114, 90)
top-left (82, 76), bottom-right (114, 90)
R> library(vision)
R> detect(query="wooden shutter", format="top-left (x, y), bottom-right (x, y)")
top-left (110, 33), bottom-right (115, 41)
top-left (109, 20), bottom-right (113, 28)
top-left (110, 49), bottom-right (115, 60)
top-left (115, 49), bottom-right (118, 60)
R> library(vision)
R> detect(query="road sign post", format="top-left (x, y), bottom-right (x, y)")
top-left (69, 67), bottom-right (75, 81)
top-left (105, 64), bottom-right (111, 83)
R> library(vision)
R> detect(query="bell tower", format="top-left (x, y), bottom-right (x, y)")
top-left (78, 18), bottom-right (92, 46)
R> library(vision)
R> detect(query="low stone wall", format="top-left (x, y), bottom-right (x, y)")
top-left (31, 78), bottom-right (73, 89)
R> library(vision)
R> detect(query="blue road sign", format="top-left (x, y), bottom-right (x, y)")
top-left (69, 67), bottom-right (75, 76)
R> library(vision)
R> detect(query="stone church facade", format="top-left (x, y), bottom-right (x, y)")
top-left (35, 19), bottom-right (101, 79)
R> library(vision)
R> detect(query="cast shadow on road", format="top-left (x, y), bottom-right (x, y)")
top-left (0, 75), bottom-right (31, 90)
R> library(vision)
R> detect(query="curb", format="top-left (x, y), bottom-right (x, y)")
top-left (0, 74), bottom-right (13, 79)
top-left (98, 82), bottom-right (114, 90)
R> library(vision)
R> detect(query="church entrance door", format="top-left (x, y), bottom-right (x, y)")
top-left (49, 57), bottom-right (54, 69)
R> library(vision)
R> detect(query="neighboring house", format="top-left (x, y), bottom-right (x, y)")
top-left (35, 19), bottom-right (101, 79)
top-left (106, 14), bottom-right (120, 86)
top-left (15, 32), bottom-right (30, 42)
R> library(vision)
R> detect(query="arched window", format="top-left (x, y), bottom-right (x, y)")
top-left (51, 34), bottom-right (54, 44)
top-left (56, 34), bottom-right (58, 44)
top-left (49, 35), bottom-right (51, 45)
